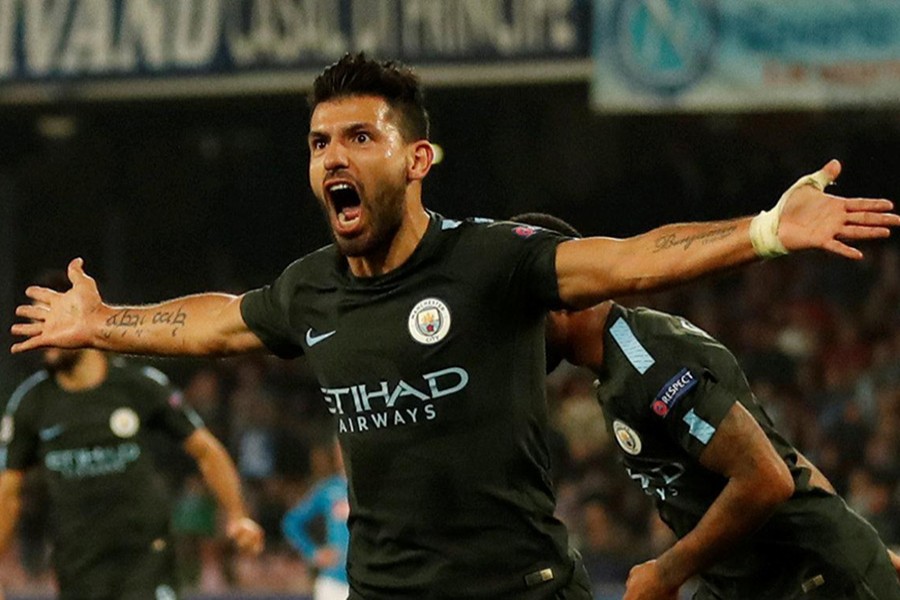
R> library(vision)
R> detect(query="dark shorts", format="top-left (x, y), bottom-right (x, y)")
top-left (58, 537), bottom-right (179, 600)
top-left (693, 546), bottom-right (900, 600)
top-left (348, 548), bottom-right (593, 600)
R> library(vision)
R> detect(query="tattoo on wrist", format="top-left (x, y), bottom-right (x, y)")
top-left (654, 225), bottom-right (737, 252)
top-left (101, 306), bottom-right (188, 339)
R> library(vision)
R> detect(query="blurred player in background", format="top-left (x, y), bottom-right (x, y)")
top-left (9, 54), bottom-right (899, 599)
top-left (282, 438), bottom-right (349, 600)
top-left (0, 274), bottom-right (264, 600)
top-left (514, 212), bottom-right (900, 600)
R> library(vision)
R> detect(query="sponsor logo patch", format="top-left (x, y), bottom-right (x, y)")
top-left (408, 298), bottom-right (452, 345)
top-left (613, 419), bottom-right (642, 455)
top-left (652, 368), bottom-right (698, 417)
top-left (306, 328), bottom-right (337, 347)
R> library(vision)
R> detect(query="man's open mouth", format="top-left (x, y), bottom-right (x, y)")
top-left (327, 181), bottom-right (362, 229)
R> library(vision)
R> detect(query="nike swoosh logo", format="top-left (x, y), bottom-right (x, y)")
top-left (305, 328), bottom-right (336, 347)
top-left (39, 424), bottom-right (65, 441)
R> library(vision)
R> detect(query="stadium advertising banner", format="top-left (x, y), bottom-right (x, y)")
top-left (0, 0), bottom-right (591, 102)
top-left (592, 0), bottom-right (900, 113)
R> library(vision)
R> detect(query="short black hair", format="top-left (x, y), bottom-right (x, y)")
top-left (309, 52), bottom-right (430, 142)
top-left (509, 212), bottom-right (582, 238)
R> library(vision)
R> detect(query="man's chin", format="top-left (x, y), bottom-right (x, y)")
top-left (334, 235), bottom-right (372, 257)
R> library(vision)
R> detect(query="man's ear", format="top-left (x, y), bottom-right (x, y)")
top-left (408, 140), bottom-right (434, 181)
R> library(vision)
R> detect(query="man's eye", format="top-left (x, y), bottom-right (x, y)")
top-left (355, 133), bottom-right (370, 143)
top-left (312, 140), bottom-right (326, 150)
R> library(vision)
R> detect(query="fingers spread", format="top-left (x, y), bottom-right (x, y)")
top-left (68, 257), bottom-right (85, 282)
top-left (844, 211), bottom-right (900, 227)
top-left (842, 198), bottom-right (896, 213)
top-left (16, 304), bottom-right (48, 321)
top-left (840, 225), bottom-right (892, 240)
top-left (11, 323), bottom-right (43, 337)
top-left (25, 286), bottom-right (59, 304)
top-left (821, 159), bottom-right (842, 182)
top-left (10, 337), bottom-right (43, 354)
top-left (824, 239), bottom-right (864, 260)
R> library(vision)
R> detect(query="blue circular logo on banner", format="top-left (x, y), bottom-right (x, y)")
top-left (610, 0), bottom-right (719, 94)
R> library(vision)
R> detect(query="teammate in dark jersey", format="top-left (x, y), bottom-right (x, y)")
top-left (10, 54), bottom-right (898, 599)
top-left (1, 277), bottom-right (263, 600)
top-left (515, 212), bottom-right (900, 600)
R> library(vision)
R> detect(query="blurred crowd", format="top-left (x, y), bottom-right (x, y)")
top-left (2, 244), bottom-right (898, 597)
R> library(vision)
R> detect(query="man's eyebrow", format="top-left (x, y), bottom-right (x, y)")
top-left (310, 122), bottom-right (373, 137)
top-left (345, 122), bottom-right (373, 135)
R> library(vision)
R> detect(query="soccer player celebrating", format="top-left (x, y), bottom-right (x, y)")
top-left (10, 54), bottom-right (899, 599)
top-left (516, 212), bottom-right (900, 600)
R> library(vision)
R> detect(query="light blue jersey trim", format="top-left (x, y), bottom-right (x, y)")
top-left (609, 318), bottom-right (655, 374)
top-left (441, 219), bottom-right (462, 230)
top-left (140, 365), bottom-right (171, 386)
top-left (5, 371), bottom-right (49, 416)
top-left (683, 409), bottom-right (715, 445)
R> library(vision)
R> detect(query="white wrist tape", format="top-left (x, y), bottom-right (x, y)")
top-left (749, 168), bottom-right (832, 258)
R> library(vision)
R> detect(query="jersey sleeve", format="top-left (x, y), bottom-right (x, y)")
top-left (477, 220), bottom-right (571, 310)
top-left (138, 366), bottom-right (203, 442)
top-left (619, 313), bottom-right (745, 459)
top-left (1, 374), bottom-right (46, 471)
top-left (240, 259), bottom-right (306, 359)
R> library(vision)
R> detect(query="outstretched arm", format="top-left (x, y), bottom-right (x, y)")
top-left (557, 160), bottom-right (899, 308)
top-left (183, 428), bottom-right (264, 555)
top-left (623, 402), bottom-right (795, 600)
top-left (11, 258), bottom-right (264, 356)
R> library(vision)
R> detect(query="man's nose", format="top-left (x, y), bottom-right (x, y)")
top-left (323, 141), bottom-right (349, 171)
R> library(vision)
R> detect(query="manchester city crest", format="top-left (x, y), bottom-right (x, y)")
top-left (110, 407), bottom-right (140, 438)
top-left (408, 298), bottom-right (452, 345)
top-left (613, 419), bottom-right (642, 455)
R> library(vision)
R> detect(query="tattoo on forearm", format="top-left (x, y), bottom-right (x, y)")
top-left (654, 225), bottom-right (738, 252)
top-left (101, 306), bottom-right (188, 339)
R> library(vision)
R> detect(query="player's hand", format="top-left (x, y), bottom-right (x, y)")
top-left (778, 159), bottom-right (899, 259)
top-left (889, 549), bottom-right (900, 580)
top-left (10, 258), bottom-right (104, 353)
top-left (623, 560), bottom-right (680, 600)
top-left (314, 546), bottom-right (342, 569)
top-left (226, 516), bottom-right (265, 556)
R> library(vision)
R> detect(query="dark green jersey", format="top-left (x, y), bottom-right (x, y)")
top-left (1, 359), bottom-right (201, 595)
top-left (242, 214), bottom-right (575, 599)
top-left (596, 304), bottom-right (899, 599)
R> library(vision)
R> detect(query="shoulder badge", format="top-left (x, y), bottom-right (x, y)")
top-left (652, 368), bottom-right (698, 417)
